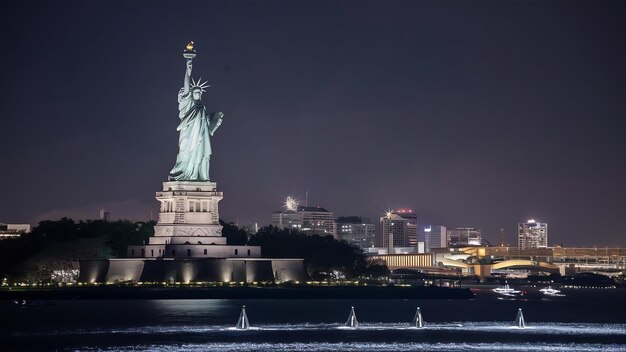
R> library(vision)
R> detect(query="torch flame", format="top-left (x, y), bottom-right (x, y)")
top-left (186, 41), bottom-right (194, 51)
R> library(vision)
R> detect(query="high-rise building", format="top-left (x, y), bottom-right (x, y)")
top-left (271, 198), bottom-right (336, 238)
top-left (424, 225), bottom-right (447, 252)
top-left (518, 219), bottom-right (548, 250)
top-left (299, 206), bottom-right (336, 238)
top-left (381, 212), bottom-right (412, 250)
top-left (396, 209), bottom-right (418, 247)
top-left (446, 227), bottom-right (482, 247)
top-left (336, 216), bottom-right (375, 249)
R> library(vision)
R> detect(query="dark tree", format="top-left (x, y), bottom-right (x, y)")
top-left (220, 220), bottom-right (249, 245)
top-left (248, 226), bottom-right (372, 279)
top-left (0, 218), bottom-right (156, 283)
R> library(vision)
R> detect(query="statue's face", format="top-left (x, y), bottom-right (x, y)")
top-left (192, 89), bottom-right (202, 101)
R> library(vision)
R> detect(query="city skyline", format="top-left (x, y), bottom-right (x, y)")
top-left (1, 1), bottom-right (625, 247)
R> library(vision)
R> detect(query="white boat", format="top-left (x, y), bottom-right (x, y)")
top-left (539, 286), bottom-right (562, 295)
top-left (493, 284), bottom-right (522, 295)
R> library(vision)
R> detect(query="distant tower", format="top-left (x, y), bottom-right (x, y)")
top-left (99, 208), bottom-right (111, 222)
top-left (499, 228), bottom-right (508, 247)
top-left (518, 219), bottom-right (548, 249)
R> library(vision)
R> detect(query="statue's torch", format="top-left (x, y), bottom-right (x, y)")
top-left (183, 41), bottom-right (196, 60)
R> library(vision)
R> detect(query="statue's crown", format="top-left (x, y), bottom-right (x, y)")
top-left (191, 77), bottom-right (210, 92)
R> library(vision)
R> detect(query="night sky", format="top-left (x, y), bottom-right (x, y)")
top-left (1, 1), bottom-right (625, 246)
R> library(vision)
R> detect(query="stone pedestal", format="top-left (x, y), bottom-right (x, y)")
top-left (152, 181), bottom-right (223, 240)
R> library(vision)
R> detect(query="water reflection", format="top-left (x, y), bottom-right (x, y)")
top-left (149, 299), bottom-right (230, 315)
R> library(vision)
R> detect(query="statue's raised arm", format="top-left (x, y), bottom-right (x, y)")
top-left (183, 60), bottom-right (192, 95)
top-left (181, 41), bottom-right (196, 95)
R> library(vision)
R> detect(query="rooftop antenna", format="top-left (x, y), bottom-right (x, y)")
top-left (305, 190), bottom-right (308, 207)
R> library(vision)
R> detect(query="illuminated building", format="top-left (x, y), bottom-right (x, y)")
top-left (299, 206), bottom-right (336, 237)
top-left (518, 219), bottom-right (548, 250)
top-left (431, 246), bottom-right (626, 277)
top-left (271, 197), bottom-right (336, 238)
top-left (446, 227), bottom-right (482, 247)
top-left (0, 223), bottom-right (30, 240)
top-left (271, 210), bottom-right (302, 230)
top-left (371, 253), bottom-right (433, 269)
top-left (271, 196), bottom-right (302, 230)
top-left (381, 210), bottom-right (418, 251)
top-left (424, 225), bottom-right (447, 252)
top-left (396, 209), bottom-right (418, 247)
top-left (336, 216), bottom-right (375, 248)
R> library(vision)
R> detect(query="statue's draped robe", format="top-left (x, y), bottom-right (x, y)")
top-left (169, 87), bottom-right (222, 181)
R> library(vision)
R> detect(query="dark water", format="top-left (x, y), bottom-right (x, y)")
top-left (2, 288), bottom-right (625, 351)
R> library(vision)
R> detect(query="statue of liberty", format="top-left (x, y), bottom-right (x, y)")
top-left (169, 42), bottom-right (224, 181)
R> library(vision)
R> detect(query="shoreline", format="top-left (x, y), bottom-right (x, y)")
top-left (0, 285), bottom-right (474, 300)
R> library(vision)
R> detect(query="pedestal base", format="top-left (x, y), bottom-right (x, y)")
top-left (153, 224), bottom-right (223, 238)
top-left (155, 181), bottom-right (223, 228)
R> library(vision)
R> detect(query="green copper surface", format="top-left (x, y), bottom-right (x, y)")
top-left (169, 50), bottom-right (223, 181)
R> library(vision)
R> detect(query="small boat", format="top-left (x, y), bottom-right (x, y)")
top-left (493, 284), bottom-right (522, 295)
top-left (539, 286), bottom-right (562, 295)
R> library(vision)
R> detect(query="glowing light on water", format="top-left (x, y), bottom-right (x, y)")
top-left (44, 322), bottom-right (626, 335)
